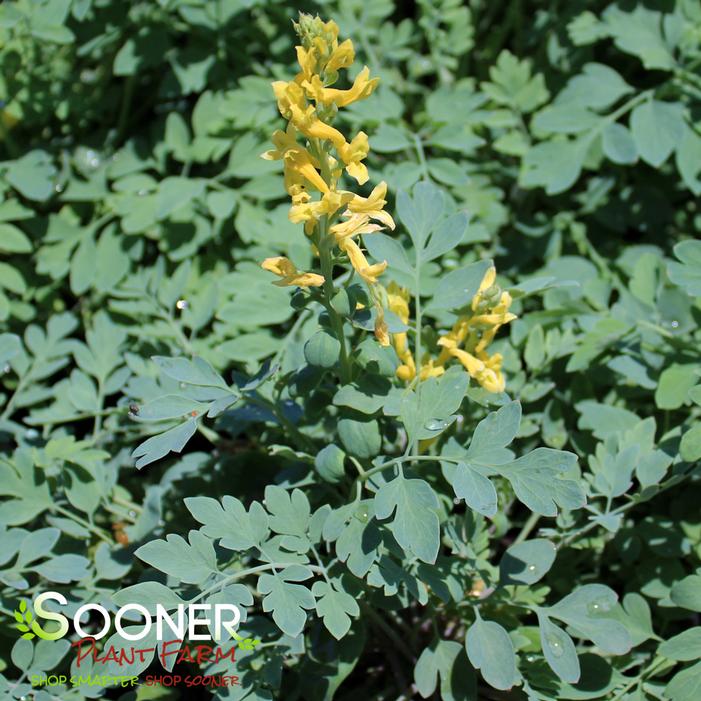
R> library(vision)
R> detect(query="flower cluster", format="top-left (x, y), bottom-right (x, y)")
top-left (388, 267), bottom-right (517, 392)
top-left (260, 13), bottom-right (394, 339)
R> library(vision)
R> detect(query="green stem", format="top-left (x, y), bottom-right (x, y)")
top-left (112, 495), bottom-right (143, 514)
top-left (53, 505), bottom-right (112, 545)
top-left (359, 454), bottom-right (461, 484)
top-left (191, 562), bottom-right (325, 604)
top-left (558, 467), bottom-right (694, 548)
top-left (513, 512), bottom-right (540, 545)
top-left (413, 133), bottom-right (430, 182)
top-left (310, 543), bottom-right (331, 583)
top-left (319, 233), bottom-right (352, 384)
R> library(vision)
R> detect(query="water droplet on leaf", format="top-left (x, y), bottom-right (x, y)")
top-left (424, 417), bottom-right (450, 431)
top-left (354, 506), bottom-right (369, 523)
top-left (587, 596), bottom-right (612, 614)
top-left (546, 633), bottom-right (564, 658)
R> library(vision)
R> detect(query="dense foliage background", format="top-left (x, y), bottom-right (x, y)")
top-left (1, 0), bottom-right (700, 699)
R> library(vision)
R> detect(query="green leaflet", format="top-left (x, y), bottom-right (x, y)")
top-left (465, 615), bottom-right (518, 691)
top-left (0, 0), bottom-right (700, 698)
top-left (374, 475), bottom-right (441, 564)
top-left (258, 565), bottom-right (316, 638)
top-left (185, 495), bottom-right (270, 550)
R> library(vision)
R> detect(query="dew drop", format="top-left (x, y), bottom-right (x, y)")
top-left (354, 506), bottom-right (369, 523)
top-left (670, 320), bottom-right (679, 328)
top-left (54, 182), bottom-right (64, 193)
top-left (527, 564), bottom-right (537, 573)
top-left (547, 634), bottom-right (564, 658)
top-left (2, 363), bottom-right (10, 374)
top-left (128, 510), bottom-right (137, 519)
top-left (85, 149), bottom-right (100, 169)
top-left (176, 299), bottom-right (189, 310)
top-left (424, 417), bottom-right (450, 431)
top-left (587, 596), bottom-right (612, 614)
top-left (137, 189), bottom-right (147, 196)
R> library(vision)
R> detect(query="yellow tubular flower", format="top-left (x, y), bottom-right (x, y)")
top-left (340, 238), bottom-right (387, 284)
top-left (325, 38), bottom-right (355, 73)
top-left (344, 181), bottom-right (395, 229)
top-left (330, 213), bottom-right (383, 243)
top-left (339, 132), bottom-right (370, 184)
top-left (304, 67), bottom-right (379, 108)
top-left (290, 191), bottom-right (353, 235)
top-left (261, 257), bottom-right (325, 288)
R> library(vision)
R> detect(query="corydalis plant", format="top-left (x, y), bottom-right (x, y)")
top-left (260, 14), bottom-right (393, 353)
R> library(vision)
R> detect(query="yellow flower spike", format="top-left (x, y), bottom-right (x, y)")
top-left (261, 15), bottom-right (395, 353)
top-left (344, 181), bottom-right (395, 229)
top-left (261, 256), bottom-right (325, 288)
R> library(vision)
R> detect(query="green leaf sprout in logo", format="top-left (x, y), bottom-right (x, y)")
top-left (14, 598), bottom-right (36, 640)
top-left (13, 598), bottom-right (53, 641)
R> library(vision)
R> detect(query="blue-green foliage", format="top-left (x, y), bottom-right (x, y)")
top-left (0, 0), bottom-right (700, 699)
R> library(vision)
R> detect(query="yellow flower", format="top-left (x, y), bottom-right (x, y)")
top-left (325, 38), bottom-right (355, 74)
top-left (262, 124), bottom-right (330, 195)
top-left (374, 314), bottom-right (390, 347)
top-left (303, 66), bottom-right (379, 108)
top-left (344, 181), bottom-right (395, 229)
top-left (340, 238), bottom-right (387, 284)
top-left (290, 190), bottom-right (353, 234)
top-left (295, 45), bottom-right (318, 82)
top-left (475, 353), bottom-right (505, 393)
top-left (261, 257), bottom-right (325, 288)
top-left (339, 132), bottom-right (370, 184)
top-left (419, 360), bottom-right (445, 381)
top-left (330, 213), bottom-right (383, 243)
